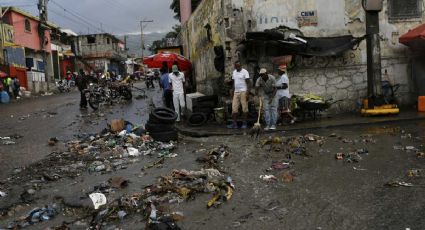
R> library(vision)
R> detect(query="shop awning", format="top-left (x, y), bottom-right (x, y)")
top-left (399, 23), bottom-right (425, 48)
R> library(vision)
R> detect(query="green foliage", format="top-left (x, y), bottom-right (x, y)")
top-left (170, 0), bottom-right (202, 21)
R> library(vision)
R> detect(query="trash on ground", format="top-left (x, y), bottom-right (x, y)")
top-left (385, 181), bottom-right (414, 187)
top-left (0, 190), bottom-right (7, 197)
top-left (7, 204), bottom-right (58, 228)
top-left (109, 176), bottom-right (129, 189)
top-left (281, 171), bottom-right (295, 183)
top-left (407, 169), bottom-right (420, 178)
top-left (89, 193), bottom-right (107, 209)
top-left (260, 175), bottom-right (278, 182)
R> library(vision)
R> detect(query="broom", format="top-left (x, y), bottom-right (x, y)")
top-left (249, 98), bottom-right (263, 138)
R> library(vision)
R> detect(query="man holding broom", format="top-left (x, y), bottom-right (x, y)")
top-left (255, 68), bottom-right (278, 130)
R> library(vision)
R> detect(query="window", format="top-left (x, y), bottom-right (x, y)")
top-left (107, 38), bottom-right (110, 44)
top-left (24, 19), bottom-right (31, 32)
top-left (87, 36), bottom-right (96, 44)
top-left (388, 0), bottom-right (422, 21)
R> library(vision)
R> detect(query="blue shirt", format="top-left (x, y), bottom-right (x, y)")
top-left (160, 73), bottom-right (171, 91)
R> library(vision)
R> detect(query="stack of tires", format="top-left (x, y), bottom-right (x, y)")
top-left (188, 96), bottom-right (218, 126)
top-left (145, 107), bottom-right (178, 142)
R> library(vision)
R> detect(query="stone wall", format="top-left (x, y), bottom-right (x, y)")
top-left (180, 0), bottom-right (422, 112)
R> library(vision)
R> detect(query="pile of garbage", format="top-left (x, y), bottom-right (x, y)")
top-left (260, 134), bottom-right (325, 156)
top-left (45, 145), bottom-right (234, 229)
top-left (2, 120), bottom-right (177, 197)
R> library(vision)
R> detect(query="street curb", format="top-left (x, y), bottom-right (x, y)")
top-left (177, 115), bottom-right (425, 138)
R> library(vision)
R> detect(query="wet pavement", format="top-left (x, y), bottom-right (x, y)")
top-left (1, 82), bottom-right (425, 229)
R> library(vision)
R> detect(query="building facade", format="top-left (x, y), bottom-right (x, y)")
top-left (74, 33), bottom-right (126, 75)
top-left (180, 0), bottom-right (423, 112)
top-left (1, 7), bottom-right (55, 93)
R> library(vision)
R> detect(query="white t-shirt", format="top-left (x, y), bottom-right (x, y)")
top-left (169, 72), bottom-right (185, 94)
top-left (275, 74), bottom-right (290, 98)
top-left (232, 68), bottom-right (250, 92)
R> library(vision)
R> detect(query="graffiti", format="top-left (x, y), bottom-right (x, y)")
top-left (257, 16), bottom-right (289, 25)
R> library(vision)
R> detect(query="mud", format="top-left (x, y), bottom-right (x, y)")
top-left (1, 82), bottom-right (425, 229)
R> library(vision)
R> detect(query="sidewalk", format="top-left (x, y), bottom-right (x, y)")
top-left (177, 110), bottom-right (425, 137)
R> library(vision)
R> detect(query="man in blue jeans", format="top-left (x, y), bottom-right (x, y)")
top-left (255, 68), bottom-right (278, 130)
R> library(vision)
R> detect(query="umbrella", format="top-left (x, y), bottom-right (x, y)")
top-left (0, 71), bottom-right (7, 78)
top-left (143, 52), bottom-right (192, 71)
top-left (399, 23), bottom-right (425, 50)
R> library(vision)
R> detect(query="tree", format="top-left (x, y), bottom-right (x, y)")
top-left (165, 25), bottom-right (181, 39)
top-left (170, 0), bottom-right (202, 21)
top-left (149, 40), bottom-right (164, 53)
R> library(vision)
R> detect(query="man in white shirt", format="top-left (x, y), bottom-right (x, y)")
top-left (169, 65), bottom-right (185, 122)
top-left (228, 61), bottom-right (250, 129)
top-left (276, 64), bottom-right (295, 124)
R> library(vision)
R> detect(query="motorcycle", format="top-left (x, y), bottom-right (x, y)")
top-left (145, 74), bottom-right (155, 89)
top-left (56, 80), bottom-right (70, 93)
top-left (109, 82), bottom-right (133, 100)
top-left (84, 83), bottom-right (112, 110)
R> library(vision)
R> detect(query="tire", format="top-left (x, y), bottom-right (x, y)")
top-left (196, 101), bottom-right (217, 108)
top-left (88, 94), bottom-right (99, 110)
top-left (121, 88), bottom-right (132, 100)
top-left (192, 107), bottom-right (213, 114)
top-left (150, 130), bottom-right (178, 142)
top-left (145, 122), bottom-right (175, 133)
top-left (187, 113), bottom-right (207, 127)
top-left (150, 107), bottom-right (178, 124)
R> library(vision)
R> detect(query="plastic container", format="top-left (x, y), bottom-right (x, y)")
top-left (418, 96), bottom-right (425, 112)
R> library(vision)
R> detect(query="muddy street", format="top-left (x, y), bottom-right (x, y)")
top-left (1, 85), bottom-right (425, 230)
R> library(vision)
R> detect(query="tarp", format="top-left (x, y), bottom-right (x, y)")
top-left (244, 27), bottom-right (364, 57)
top-left (399, 23), bottom-right (425, 49)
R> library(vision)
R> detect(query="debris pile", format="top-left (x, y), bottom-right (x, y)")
top-left (41, 145), bottom-right (234, 229)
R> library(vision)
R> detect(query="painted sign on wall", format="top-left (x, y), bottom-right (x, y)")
top-left (297, 10), bottom-right (318, 27)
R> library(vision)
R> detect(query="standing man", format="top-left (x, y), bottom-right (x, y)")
top-left (276, 64), bottom-right (295, 124)
top-left (169, 65), bottom-right (185, 122)
top-left (160, 68), bottom-right (173, 109)
top-left (75, 70), bottom-right (88, 109)
top-left (3, 75), bottom-right (12, 97)
top-left (228, 61), bottom-right (250, 129)
top-left (12, 76), bottom-right (20, 99)
top-left (255, 68), bottom-right (278, 130)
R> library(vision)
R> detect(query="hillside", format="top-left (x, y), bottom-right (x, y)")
top-left (118, 32), bottom-right (167, 57)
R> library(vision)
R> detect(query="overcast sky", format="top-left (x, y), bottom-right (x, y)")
top-left (0, 0), bottom-right (179, 35)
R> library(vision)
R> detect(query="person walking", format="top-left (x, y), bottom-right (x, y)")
top-left (228, 61), bottom-right (250, 129)
top-left (160, 68), bottom-right (173, 109)
top-left (255, 68), bottom-right (278, 130)
top-left (276, 64), bottom-right (295, 124)
top-left (3, 76), bottom-right (12, 97)
top-left (169, 65), bottom-right (185, 122)
top-left (75, 70), bottom-right (88, 109)
top-left (11, 76), bottom-right (20, 99)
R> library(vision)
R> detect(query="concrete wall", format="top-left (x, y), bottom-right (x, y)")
top-left (78, 34), bottom-right (124, 58)
top-left (8, 11), bottom-right (51, 52)
top-left (181, 0), bottom-right (226, 95)
top-left (181, 0), bottom-right (423, 112)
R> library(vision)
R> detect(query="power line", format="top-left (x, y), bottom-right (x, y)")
top-left (49, 0), bottom-right (103, 33)
top-left (50, 0), bottom-right (127, 34)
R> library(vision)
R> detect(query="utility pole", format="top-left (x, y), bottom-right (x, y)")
top-left (38, 0), bottom-right (50, 91)
top-left (124, 35), bottom-right (128, 51)
top-left (363, 0), bottom-right (383, 106)
top-left (0, 7), bottom-right (4, 65)
top-left (140, 20), bottom-right (153, 61)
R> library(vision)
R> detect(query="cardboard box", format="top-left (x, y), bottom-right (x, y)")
top-left (110, 119), bottom-right (125, 132)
